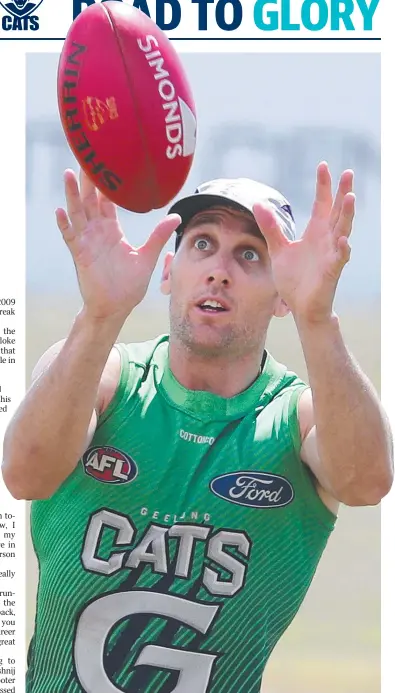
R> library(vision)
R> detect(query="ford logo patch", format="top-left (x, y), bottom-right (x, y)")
top-left (210, 471), bottom-right (294, 508)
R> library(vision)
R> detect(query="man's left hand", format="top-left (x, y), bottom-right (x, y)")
top-left (253, 162), bottom-right (355, 325)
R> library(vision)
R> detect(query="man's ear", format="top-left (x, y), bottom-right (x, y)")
top-left (160, 252), bottom-right (174, 296)
top-left (273, 296), bottom-right (290, 319)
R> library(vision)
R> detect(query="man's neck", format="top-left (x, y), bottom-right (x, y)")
top-left (167, 338), bottom-right (265, 398)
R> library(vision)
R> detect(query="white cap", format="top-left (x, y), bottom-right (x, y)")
top-left (169, 177), bottom-right (296, 249)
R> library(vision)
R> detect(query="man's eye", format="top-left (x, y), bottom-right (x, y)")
top-left (242, 249), bottom-right (259, 262)
top-left (195, 238), bottom-right (210, 251)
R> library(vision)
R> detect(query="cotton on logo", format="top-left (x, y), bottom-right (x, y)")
top-left (82, 446), bottom-right (138, 485)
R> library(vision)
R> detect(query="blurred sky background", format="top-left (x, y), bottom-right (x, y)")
top-left (26, 52), bottom-right (381, 693)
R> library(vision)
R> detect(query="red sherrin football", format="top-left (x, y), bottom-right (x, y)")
top-left (57, 1), bottom-right (197, 213)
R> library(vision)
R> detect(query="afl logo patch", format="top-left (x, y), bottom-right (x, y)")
top-left (210, 471), bottom-right (294, 508)
top-left (82, 446), bottom-right (138, 485)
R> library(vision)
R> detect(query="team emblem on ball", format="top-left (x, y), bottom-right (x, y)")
top-left (82, 97), bottom-right (119, 132)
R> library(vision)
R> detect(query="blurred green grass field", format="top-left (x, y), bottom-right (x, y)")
top-left (26, 296), bottom-right (381, 693)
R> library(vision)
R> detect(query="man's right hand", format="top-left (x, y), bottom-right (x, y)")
top-left (55, 169), bottom-right (181, 325)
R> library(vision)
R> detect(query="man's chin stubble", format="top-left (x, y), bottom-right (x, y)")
top-left (171, 317), bottom-right (258, 360)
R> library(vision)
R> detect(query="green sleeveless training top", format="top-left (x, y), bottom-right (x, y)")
top-left (27, 335), bottom-right (336, 693)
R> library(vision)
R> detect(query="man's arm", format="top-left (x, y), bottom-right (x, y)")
top-left (1, 310), bottom-right (121, 500)
top-left (297, 315), bottom-right (393, 507)
top-left (1, 168), bottom-right (180, 501)
top-left (253, 163), bottom-right (393, 508)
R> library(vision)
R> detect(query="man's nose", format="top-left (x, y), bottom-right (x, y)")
top-left (205, 258), bottom-right (232, 287)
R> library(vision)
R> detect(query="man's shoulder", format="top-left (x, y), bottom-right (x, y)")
top-left (117, 334), bottom-right (169, 368)
top-left (98, 335), bottom-right (169, 418)
top-left (264, 351), bottom-right (307, 399)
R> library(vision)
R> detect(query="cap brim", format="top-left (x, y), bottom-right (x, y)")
top-left (169, 193), bottom-right (253, 240)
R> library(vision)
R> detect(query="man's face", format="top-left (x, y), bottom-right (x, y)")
top-left (161, 207), bottom-right (287, 359)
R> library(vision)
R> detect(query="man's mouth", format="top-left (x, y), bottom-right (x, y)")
top-left (197, 299), bottom-right (229, 313)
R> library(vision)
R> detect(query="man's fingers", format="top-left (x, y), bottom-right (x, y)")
top-left (55, 208), bottom-right (74, 244)
top-left (98, 189), bottom-right (118, 220)
top-left (311, 162), bottom-right (333, 220)
top-left (330, 169), bottom-right (354, 230)
top-left (336, 235), bottom-right (352, 269)
top-left (333, 192), bottom-right (355, 242)
top-left (253, 203), bottom-right (289, 255)
top-left (141, 214), bottom-right (181, 267)
top-left (79, 169), bottom-right (100, 221)
top-left (64, 169), bottom-right (87, 234)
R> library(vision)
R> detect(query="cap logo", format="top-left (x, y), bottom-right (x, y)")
top-left (268, 197), bottom-right (295, 240)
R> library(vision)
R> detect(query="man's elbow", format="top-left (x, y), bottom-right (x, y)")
top-left (1, 460), bottom-right (55, 500)
top-left (338, 463), bottom-right (394, 507)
